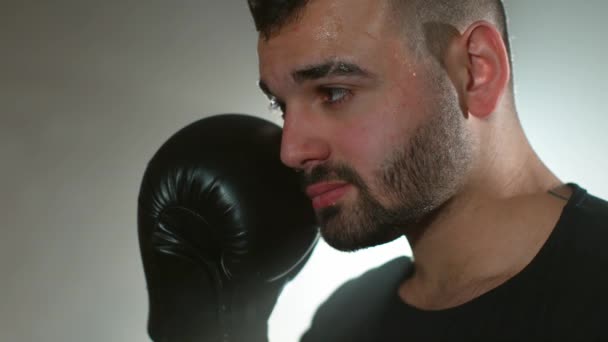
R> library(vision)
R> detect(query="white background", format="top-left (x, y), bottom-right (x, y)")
top-left (1, 1), bottom-right (607, 341)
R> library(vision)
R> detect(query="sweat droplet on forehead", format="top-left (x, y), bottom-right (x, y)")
top-left (312, 14), bottom-right (342, 42)
top-left (311, 0), bottom-right (353, 41)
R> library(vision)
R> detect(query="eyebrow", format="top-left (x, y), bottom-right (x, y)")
top-left (292, 60), bottom-right (372, 83)
top-left (258, 59), bottom-right (373, 98)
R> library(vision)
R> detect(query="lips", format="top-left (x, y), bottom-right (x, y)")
top-left (305, 182), bottom-right (351, 210)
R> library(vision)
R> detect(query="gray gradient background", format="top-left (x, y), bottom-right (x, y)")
top-left (2, 1), bottom-right (607, 341)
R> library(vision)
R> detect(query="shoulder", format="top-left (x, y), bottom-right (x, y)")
top-left (300, 256), bottom-right (413, 342)
top-left (560, 185), bottom-right (608, 250)
top-left (552, 185), bottom-right (608, 277)
top-left (569, 187), bottom-right (608, 223)
top-left (541, 186), bottom-right (608, 335)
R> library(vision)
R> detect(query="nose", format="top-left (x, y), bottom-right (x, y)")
top-left (280, 111), bottom-right (330, 171)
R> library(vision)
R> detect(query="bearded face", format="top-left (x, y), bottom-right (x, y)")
top-left (257, 0), bottom-right (473, 251)
top-left (299, 85), bottom-right (472, 251)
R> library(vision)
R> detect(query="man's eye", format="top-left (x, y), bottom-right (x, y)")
top-left (320, 87), bottom-right (352, 105)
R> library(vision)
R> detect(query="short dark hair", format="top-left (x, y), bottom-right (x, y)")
top-left (390, 0), bottom-right (511, 62)
top-left (247, 0), bottom-right (310, 40)
top-left (248, 0), bottom-right (511, 59)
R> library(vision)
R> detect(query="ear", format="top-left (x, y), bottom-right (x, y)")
top-left (445, 21), bottom-right (511, 118)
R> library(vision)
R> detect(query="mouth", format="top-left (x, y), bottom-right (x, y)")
top-left (305, 182), bottom-right (351, 210)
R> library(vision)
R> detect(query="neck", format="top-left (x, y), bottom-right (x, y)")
top-left (400, 113), bottom-right (567, 309)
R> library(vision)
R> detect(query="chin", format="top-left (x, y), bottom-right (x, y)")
top-left (317, 206), bottom-right (403, 252)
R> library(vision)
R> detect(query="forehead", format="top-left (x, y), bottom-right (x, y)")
top-left (257, 0), bottom-right (404, 83)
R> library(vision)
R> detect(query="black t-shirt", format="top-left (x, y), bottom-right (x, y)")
top-left (301, 184), bottom-right (608, 341)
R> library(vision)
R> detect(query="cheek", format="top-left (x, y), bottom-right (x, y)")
top-left (334, 90), bottom-right (430, 180)
top-left (333, 113), bottom-right (406, 179)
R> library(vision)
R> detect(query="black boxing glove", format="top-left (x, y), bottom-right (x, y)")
top-left (138, 114), bottom-right (319, 342)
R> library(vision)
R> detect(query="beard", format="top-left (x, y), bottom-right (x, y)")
top-left (300, 87), bottom-right (473, 252)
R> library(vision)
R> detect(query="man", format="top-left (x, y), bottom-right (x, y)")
top-left (249, 0), bottom-right (608, 340)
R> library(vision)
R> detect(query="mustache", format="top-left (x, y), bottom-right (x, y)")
top-left (298, 163), bottom-right (366, 192)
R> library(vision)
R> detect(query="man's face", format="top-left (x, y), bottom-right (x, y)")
top-left (257, 0), bottom-right (472, 251)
